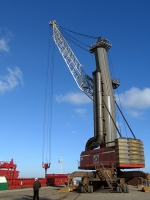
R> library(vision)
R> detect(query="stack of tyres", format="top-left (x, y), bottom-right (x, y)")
top-left (115, 138), bottom-right (145, 168)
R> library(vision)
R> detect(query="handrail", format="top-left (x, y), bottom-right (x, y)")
top-left (94, 161), bottom-right (116, 169)
top-left (100, 163), bottom-right (112, 182)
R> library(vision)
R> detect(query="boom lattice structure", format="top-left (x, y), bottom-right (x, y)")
top-left (50, 21), bottom-right (93, 100)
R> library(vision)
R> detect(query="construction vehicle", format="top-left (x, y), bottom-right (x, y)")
top-left (50, 21), bottom-right (145, 193)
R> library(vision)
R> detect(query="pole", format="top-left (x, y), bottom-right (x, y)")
top-left (60, 156), bottom-right (62, 174)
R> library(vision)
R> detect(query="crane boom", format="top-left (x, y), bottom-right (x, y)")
top-left (49, 21), bottom-right (93, 100)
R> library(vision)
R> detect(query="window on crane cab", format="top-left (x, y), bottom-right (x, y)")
top-left (86, 156), bottom-right (89, 161)
top-left (110, 153), bottom-right (113, 158)
top-left (104, 153), bottom-right (107, 159)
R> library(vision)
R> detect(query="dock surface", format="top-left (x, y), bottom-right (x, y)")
top-left (0, 185), bottom-right (150, 200)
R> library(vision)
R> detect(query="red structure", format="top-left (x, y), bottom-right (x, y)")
top-left (8, 178), bottom-right (46, 190)
top-left (0, 159), bottom-right (19, 179)
top-left (42, 162), bottom-right (50, 174)
top-left (0, 170), bottom-right (19, 179)
top-left (46, 174), bottom-right (68, 186)
top-left (0, 159), bottom-right (47, 190)
top-left (79, 146), bottom-right (145, 170)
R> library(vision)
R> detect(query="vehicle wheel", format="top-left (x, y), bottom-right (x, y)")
top-left (126, 184), bottom-right (129, 193)
top-left (90, 185), bottom-right (93, 193)
top-left (83, 186), bottom-right (87, 193)
top-left (81, 186), bottom-right (84, 193)
top-left (122, 184), bottom-right (127, 193)
top-left (117, 187), bottom-right (120, 193)
top-left (119, 187), bottom-right (122, 193)
top-left (78, 186), bottom-right (81, 193)
top-left (88, 185), bottom-right (91, 193)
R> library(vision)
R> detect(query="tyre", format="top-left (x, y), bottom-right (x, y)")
top-left (126, 184), bottom-right (129, 193)
top-left (83, 186), bottom-right (86, 193)
top-left (78, 186), bottom-right (81, 193)
top-left (90, 185), bottom-right (93, 193)
top-left (81, 186), bottom-right (84, 193)
top-left (123, 184), bottom-right (127, 193)
top-left (119, 187), bottom-right (122, 193)
top-left (117, 187), bottom-right (120, 193)
top-left (88, 185), bottom-right (91, 193)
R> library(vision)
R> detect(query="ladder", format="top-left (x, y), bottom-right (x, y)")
top-left (95, 163), bottom-right (114, 190)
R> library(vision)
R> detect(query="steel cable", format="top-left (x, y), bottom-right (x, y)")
top-left (59, 25), bottom-right (99, 39)
top-left (42, 26), bottom-right (54, 165)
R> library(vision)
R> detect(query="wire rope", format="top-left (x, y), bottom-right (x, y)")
top-left (59, 25), bottom-right (99, 39)
top-left (42, 27), bottom-right (54, 165)
top-left (60, 28), bottom-right (90, 48)
top-left (108, 52), bottom-right (128, 138)
top-left (60, 29), bottom-right (89, 52)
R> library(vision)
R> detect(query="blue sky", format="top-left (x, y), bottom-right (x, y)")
top-left (0, 0), bottom-right (150, 178)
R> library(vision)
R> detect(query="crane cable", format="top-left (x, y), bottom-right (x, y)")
top-left (108, 51), bottom-right (128, 138)
top-left (59, 26), bottom-right (98, 52)
top-left (60, 29), bottom-right (89, 52)
top-left (59, 25), bottom-right (99, 39)
top-left (42, 26), bottom-right (54, 165)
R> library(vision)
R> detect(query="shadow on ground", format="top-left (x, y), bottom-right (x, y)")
top-left (12, 197), bottom-right (52, 200)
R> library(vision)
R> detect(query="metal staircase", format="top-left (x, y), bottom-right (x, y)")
top-left (95, 163), bottom-right (115, 190)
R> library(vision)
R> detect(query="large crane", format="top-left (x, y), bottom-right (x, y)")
top-left (50, 21), bottom-right (145, 193)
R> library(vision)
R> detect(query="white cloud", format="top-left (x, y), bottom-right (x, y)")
top-left (117, 87), bottom-right (150, 109)
top-left (74, 108), bottom-right (87, 115)
top-left (0, 29), bottom-right (13, 52)
top-left (0, 67), bottom-right (23, 94)
top-left (71, 131), bottom-right (77, 134)
top-left (127, 110), bottom-right (142, 118)
top-left (0, 38), bottom-right (9, 52)
top-left (55, 92), bottom-right (91, 105)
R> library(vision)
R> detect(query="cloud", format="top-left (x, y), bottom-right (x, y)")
top-left (74, 108), bottom-right (87, 115)
top-left (71, 131), bottom-right (77, 134)
top-left (55, 92), bottom-right (91, 105)
top-left (127, 110), bottom-right (143, 118)
top-left (66, 123), bottom-right (72, 127)
top-left (116, 87), bottom-right (150, 109)
top-left (0, 29), bottom-right (13, 52)
top-left (0, 67), bottom-right (23, 94)
top-left (0, 38), bottom-right (9, 52)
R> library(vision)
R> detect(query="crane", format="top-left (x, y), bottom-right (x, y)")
top-left (50, 20), bottom-right (145, 193)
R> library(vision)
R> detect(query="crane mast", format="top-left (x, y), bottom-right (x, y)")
top-left (49, 21), bottom-right (93, 100)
